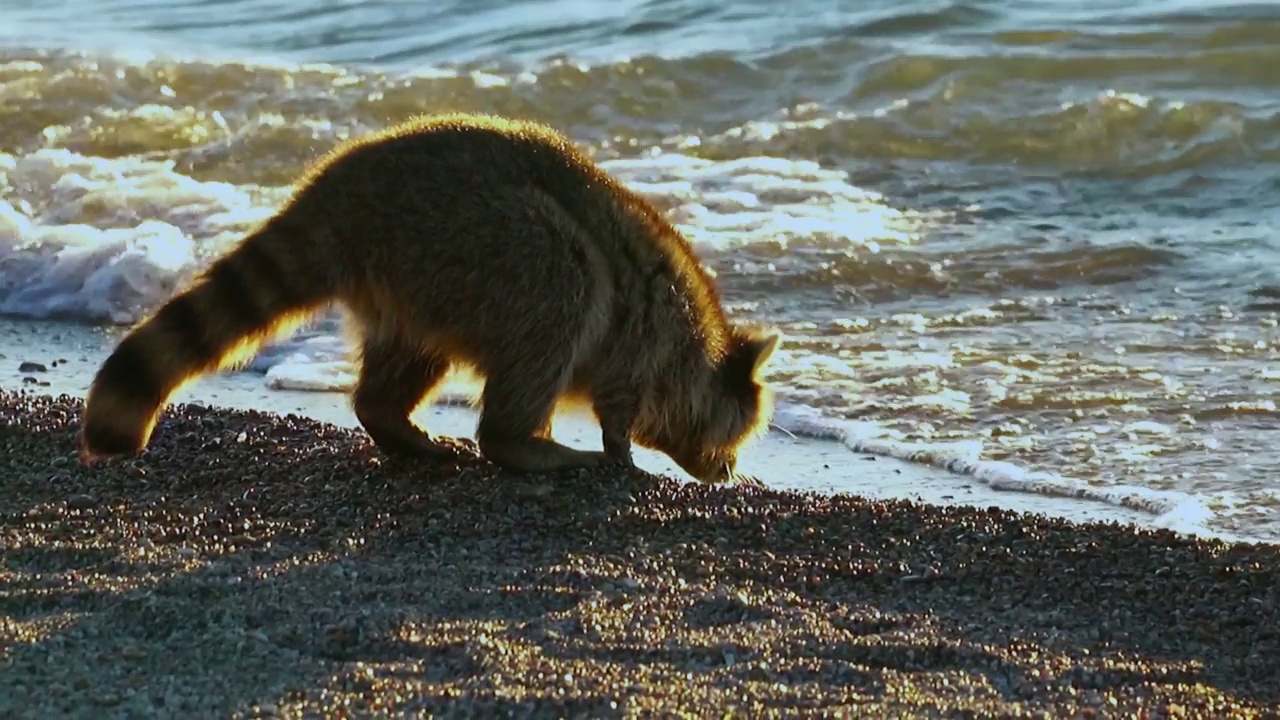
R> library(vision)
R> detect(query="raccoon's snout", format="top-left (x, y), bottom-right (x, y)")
top-left (695, 459), bottom-right (735, 484)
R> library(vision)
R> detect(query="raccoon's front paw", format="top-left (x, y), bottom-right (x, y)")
top-left (578, 450), bottom-right (614, 468)
top-left (584, 450), bottom-right (637, 473)
top-left (609, 452), bottom-right (636, 469)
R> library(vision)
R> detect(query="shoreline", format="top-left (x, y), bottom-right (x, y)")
top-left (0, 389), bottom-right (1277, 717)
top-left (0, 317), bottom-right (1239, 543)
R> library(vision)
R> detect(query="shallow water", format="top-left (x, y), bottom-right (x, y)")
top-left (1, 0), bottom-right (1278, 541)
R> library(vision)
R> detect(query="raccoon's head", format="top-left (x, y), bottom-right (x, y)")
top-left (642, 327), bottom-right (781, 484)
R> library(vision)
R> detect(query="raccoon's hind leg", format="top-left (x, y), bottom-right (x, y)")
top-left (353, 335), bottom-right (462, 459)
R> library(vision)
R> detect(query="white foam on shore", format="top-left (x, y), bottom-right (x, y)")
top-left (768, 403), bottom-right (1228, 538)
top-left (0, 145), bottom-right (926, 328)
top-left (0, 148), bottom-right (278, 323)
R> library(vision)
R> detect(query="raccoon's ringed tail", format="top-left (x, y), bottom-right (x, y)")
top-left (79, 220), bottom-right (334, 460)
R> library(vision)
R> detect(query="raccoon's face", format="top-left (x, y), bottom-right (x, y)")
top-left (653, 327), bottom-right (780, 484)
top-left (664, 432), bottom-right (741, 485)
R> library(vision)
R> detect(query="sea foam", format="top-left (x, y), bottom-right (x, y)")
top-left (0, 146), bottom-right (920, 326)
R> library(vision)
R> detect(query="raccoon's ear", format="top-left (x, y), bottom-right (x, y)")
top-left (733, 328), bottom-right (781, 379)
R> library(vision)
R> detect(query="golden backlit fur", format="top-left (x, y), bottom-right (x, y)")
top-left (79, 112), bottom-right (781, 482)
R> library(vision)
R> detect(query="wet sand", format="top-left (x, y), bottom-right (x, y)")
top-left (1, 389), bottom-right (1277, 718)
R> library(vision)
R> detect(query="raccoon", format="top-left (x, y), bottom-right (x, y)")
top-left (79, 112), bottom-right (781, 483)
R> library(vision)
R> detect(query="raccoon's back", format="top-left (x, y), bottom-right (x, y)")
top-left (295, 113), bottom-right (729, 359)
top-left (301, 163), bottom-right (608, 365)
top-left (302, 114), bottom-right (656, 248)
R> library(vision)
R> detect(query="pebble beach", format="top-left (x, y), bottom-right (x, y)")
top-left (2, 389), bottom-right (1277, 718)
top-left (5, 0), bottom-right (1280, 542)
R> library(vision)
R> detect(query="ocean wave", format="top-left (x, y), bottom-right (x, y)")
top-left (706, 91), bottom-right (1276, 176)
top-left (0, 129), bottom-right (1181, 331)
top-left (3, 40), bottom-right (1277, 178)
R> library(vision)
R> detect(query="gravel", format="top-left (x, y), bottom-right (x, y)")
top-left (0, 389), bottom-right (1277, 719)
